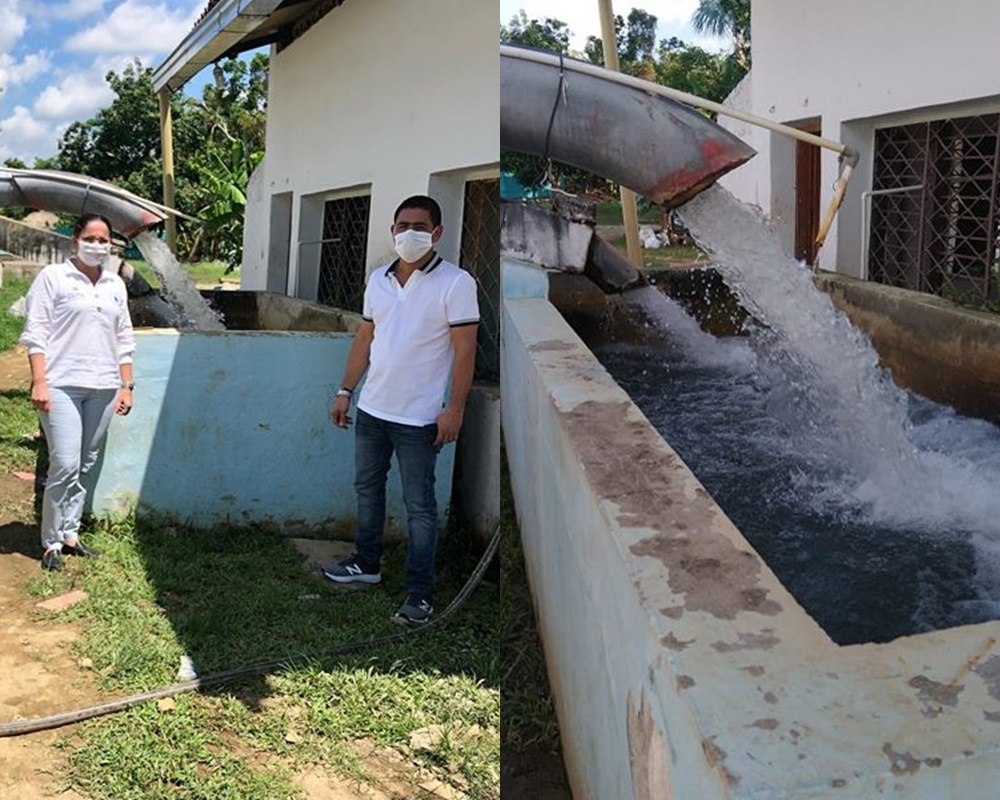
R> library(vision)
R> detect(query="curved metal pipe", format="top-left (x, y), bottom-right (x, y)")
top-left (500, 46), bottom-right (756, 208)
top-left (0, 168), bottom-right (173, 238)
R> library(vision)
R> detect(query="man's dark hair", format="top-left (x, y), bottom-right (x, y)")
top-left (394, 195), bottom-right (441, 228)
top-left (73, 213), bottom-right (114, 238)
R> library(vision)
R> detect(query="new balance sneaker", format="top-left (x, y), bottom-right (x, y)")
top-left (64, 540), bottom-right (100, 558)
top-left (322, 554), bottom-right (381, 585)
top-left (391, 593), bottom-right (434, 625)
top-left (41, 547), bottom-right (62, 572)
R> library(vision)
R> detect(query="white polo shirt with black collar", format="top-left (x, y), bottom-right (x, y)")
top-left (356, 253), bottom-right (479, 427)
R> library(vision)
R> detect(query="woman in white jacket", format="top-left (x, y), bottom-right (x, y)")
top-left (19, 213), bottom-right (135, 571)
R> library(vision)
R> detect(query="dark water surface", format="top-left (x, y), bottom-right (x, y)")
top-left (599, 342), bottom-right (998, 646)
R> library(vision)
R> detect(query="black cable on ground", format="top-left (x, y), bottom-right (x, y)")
top-left (0, 523), bottom-right (501, 737)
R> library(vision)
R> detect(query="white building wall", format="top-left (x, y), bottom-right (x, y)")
top-left (720, 0), bottom-right (1000, 273)
top-left (242, 0), bottom-right (499, 295)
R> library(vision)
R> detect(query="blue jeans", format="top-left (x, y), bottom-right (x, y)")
top-left (38, 385), bottom-right (118, 550)
top-left (354, 409), bottom-right (439, 595)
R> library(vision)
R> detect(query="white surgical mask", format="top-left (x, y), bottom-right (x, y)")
top-left (393, 229), bottom-right (433, 263)
top-left (77, 241), bottom-right (111, 268)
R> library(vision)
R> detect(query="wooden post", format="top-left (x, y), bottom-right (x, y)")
top-left (158, 88), bottom-right (177, 253)
top-left (597, 0), bottom-right (642, 267)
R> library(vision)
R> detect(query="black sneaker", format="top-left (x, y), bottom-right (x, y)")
top-left (322, 554), bottom-right (381, 585)
top-left (64, 540), bottom-right (100, 558)
top-left (391, 593), bottom-right (433, 625)
top-left (41, 547), bottom-right (62, 572)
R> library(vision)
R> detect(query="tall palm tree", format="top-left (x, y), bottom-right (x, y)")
top-left (692, 0), bottom-right (751, 70)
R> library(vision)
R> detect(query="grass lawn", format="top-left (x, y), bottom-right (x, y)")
top-left (27, 514), bottom-right (500, 799)
top-left (0, 275), bottom-right (32, 352)
top-left (0, 276), bottom-right (40, 477)
top-left (608, 234), bottom-right (709, 268)
top-left (595, 199), bottom-right (663, 226)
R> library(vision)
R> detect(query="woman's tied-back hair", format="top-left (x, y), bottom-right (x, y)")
top-left (393, 195), bottom-right (442, 228)
top-left (72, 213), bottom-right (114, 239)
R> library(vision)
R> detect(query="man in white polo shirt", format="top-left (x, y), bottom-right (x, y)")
top-left (324, 195), bottom-right (479, 624)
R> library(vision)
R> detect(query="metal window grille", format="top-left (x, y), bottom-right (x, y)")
top-left (460, 178), bottom-right (501, 382)
top-left (317, 195), bottom-right (370, 312)
top-left (868, 113), bottom-right (1000, 307)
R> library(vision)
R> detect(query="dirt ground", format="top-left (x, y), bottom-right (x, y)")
top-left (0, 347), bottom-right (92, 798)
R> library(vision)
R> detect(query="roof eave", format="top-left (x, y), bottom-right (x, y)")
top-left (152, 0), bottom-right (284, 93)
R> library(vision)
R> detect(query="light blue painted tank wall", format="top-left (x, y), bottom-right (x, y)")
top-left (90, 329), bottom-right (454, 534)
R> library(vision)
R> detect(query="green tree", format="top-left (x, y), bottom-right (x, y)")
top-left (655, 37), bottom-right (745, 104)
top-left (501, 11), bottom-right (612, 197)
top-left (584, 8), bottom-right (659, 78)
top-left (500, 10), bottom-right (570, 53)
top-left (57, 59), bottom-right (165, 205)
top-left (176, 54), bottom-right (267, 263)
top-left (692, 0), bottom-right (751, 70)
top-left (51, 55), bottom-right (267, 265)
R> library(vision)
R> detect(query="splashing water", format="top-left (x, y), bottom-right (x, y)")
top-left (133, 231), bottom-right (225, 330)
top-left (603, 184), bottom-right (1000, 639)
top-left (622, 284), bottom-right (753, 370)
top-left (675, 185), bottom-right (1000, 536)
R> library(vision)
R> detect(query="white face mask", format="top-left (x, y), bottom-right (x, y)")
top-left (393, 229), bottom-right (434, 263)
top-left (77, 241), bottom-right (112, 268)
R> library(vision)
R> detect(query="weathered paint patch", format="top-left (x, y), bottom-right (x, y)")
top-left (561, 399), bottom-right (783, 621)
top-left (676, 675), bottom-right (696, 690)
top-left (762, 691), bottom-right (778, 705)
top-left (743, 665), bottom-right (766, 677)
top-left (702, 737), bottom-right (727, 768)
top-left (973, 654), bottom-right (1000, 702)
top-left (711, 631), bottom-right (781, 653)
top-left (528, 339), bottom-right (578, 352)
top-left (984, 710), bottom-right (1000, 723)
top-left (881, 744), bottom-right (942, 776)
top-left (749, 718), bottom-right (779, 731)
top-left (883, 743), bottom-right (922, 776)
top-left (627, 689), bottom-right (674, 800)
top-left (830, 778), bottom-right (847, 788)
top-left (661, 633), bottom-right (694, 651)
top-left (907, 675), bottom-right (963, 718)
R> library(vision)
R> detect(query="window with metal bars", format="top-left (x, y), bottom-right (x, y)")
top-left (460, 178), bottom-right (501, 383)
top-left (868, 113), bottom-right (1000, 307)
top-left (317, 195), bottom-right (370, 312)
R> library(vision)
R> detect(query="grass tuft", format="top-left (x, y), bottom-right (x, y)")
top-left (42, 513), bottom-right (500, 798)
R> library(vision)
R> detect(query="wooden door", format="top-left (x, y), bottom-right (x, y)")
top-left (794, 122), bottom-right (822, 264)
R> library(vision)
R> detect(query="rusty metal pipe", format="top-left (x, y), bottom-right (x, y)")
top-left (0, 168), bottom-right (195, 238)
top-left (500, 45), bottom-right (756, 208)
top-left (502, 44), bottom-right (854, 160)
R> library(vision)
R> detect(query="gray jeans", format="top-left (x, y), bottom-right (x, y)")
top-left (38, 386), bottom-right (117, 550)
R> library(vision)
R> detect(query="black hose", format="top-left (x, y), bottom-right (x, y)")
top-left (0, 523), bottom-right (501, 737)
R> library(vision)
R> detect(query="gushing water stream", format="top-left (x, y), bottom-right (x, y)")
top-left (133, 231), bottom-right (225, 330)
top-left (601, 185), bottom-right (1000, 643)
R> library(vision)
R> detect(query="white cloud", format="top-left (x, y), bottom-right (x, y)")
top-left (49, 0), bottom-right (107, 19)
top-left (0, 0), bottom-right (29, 51)
top-left (24, 0), bottom-right (106, 21)
top-left (0, 104), bottom-right (55, 162)
top-left (64, 0), bottom-right (202, 54)
top-left (0, 51), bottom-right (51, 87)
top-left (33, 69), bottom-right (114, 120)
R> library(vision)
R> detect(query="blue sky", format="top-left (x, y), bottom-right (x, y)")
top-left (500, 0), bottom-right (727, 55)
top-left (0, 0), bottom-right (212, 166)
